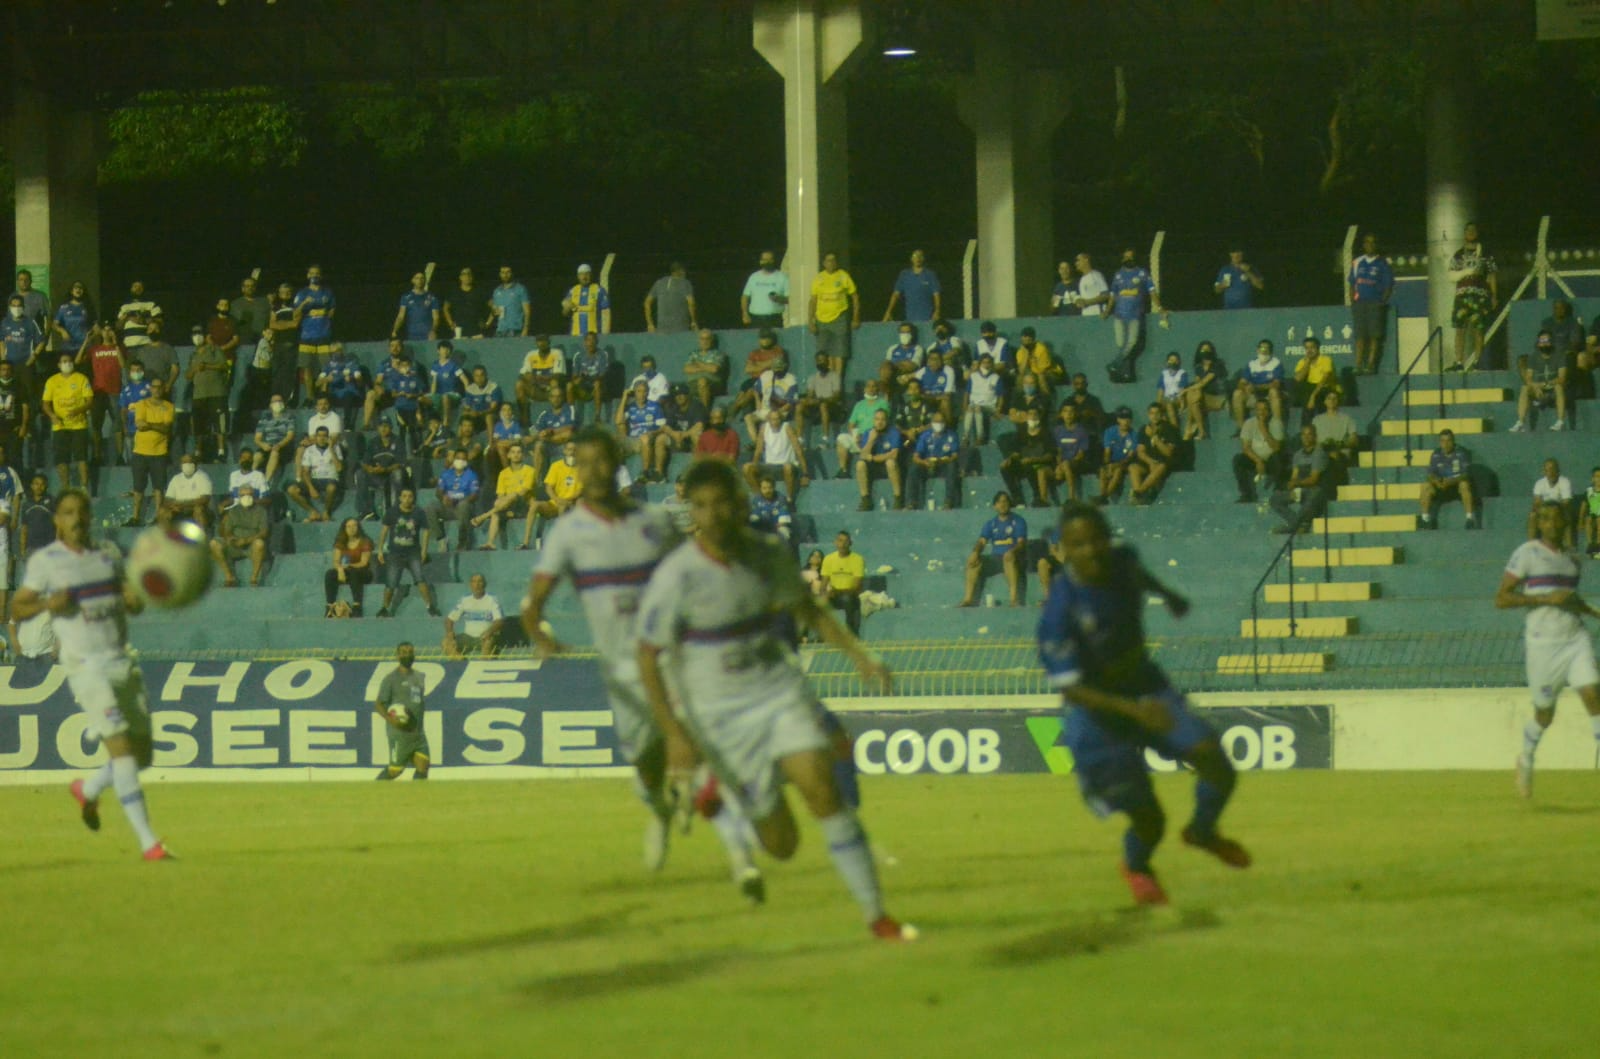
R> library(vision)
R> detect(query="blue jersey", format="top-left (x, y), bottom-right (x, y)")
top-left (624, 400), bottom-right (664, 438)
top-left (293, 286), bottom-right (336, 343)
top-left (492, 419), bottom-right (523, 444)
top-left (1110, 266), bottom-right (1156, 321)
top-left (917, 365), bottom-right (955, 397)
top-left (491, 282), bottom-right (530, 335)
top-left (572, 348), bottom-right (609, 379)
top-left (749, 493), bottom-right (793, 533)
top-left (320, 356), bottom-right (366, 400)
top-left (1, 318), bottom-right (43, 366)
top-left (979, 513), bottom-right (1027, 557)
top-left (437, 466), bottom-right (480, 502)
top-left (462, 383), bottom-right (503, 415)
top-left (1054, 424), bottom-right (1092, 462)
top-left (383, 368), bottom-right (424, 409)
top-left (893, 268), bottom-right (941, 321)
top-left (859, 424), bottom-right (903, 456)
top-left (398, 291), bottom-right (440, 340)
top-left (428, 359), bottom-right (467, 396)
top-left (534, 405), bottom-right (577, 435)
top-left (1214, 264), bottom-right (1256, 309)
top-left (54, 301), bottom-right (93, 348)
top-left (1038, 544), bottom-right (1167, 697)
top-left (887, 343), bottom-right (923, 370)
top-left (119, 379), bottom-right (151, 431)
top-left (0, 464), bottom-right (20, 511)
top-left (1429, 448), bottom-right (1469, 480)
top-left (1242, 358), bottom-right (1283, 388)
top-left (1102, 425), bottom-right (1138, 464)
top-left (914, 427), bottom-right (958, 460)
top-left (1349, 255), bottom-right (1395, 304)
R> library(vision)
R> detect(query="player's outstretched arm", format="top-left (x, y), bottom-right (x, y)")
top-left (1136, 563), bottom-right (1190, 618)
top-left (1063, 684), bottom-right (1174, 734)
top-left (797, 595), bottom-right (891, 693)
top-left (637, 643), bottom-right (699, 781)
top-left (1494, 572), bottom-right (1566, 611)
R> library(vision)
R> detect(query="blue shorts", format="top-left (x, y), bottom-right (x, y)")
top-left (1062, 687), bottom-right (1217, 815)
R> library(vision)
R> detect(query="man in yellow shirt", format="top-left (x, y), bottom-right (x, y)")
top-left (472, 442), bottom-right (537, 550)
top-left (809, 252), bottom-right (861, 375)
top-left (536, 440), bottom-right (581, 522)
top-left (128, 376), bottom-right (175, 526)
top-left (819, 529), bottom-right (867, 635)
top-left (561, 264), bottom-right (611, 336)
top-left (1292, 336), bottom-right (1341, 423)
top-left (41, 353), bottom-right (95, 491)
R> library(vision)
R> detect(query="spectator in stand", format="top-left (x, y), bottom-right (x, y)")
top-left (883, 248), bottom-right (942, 323)
top-left (821, 531), bottom-right (866, 635)
top-left (1097, 406), bottom-right (1139, 505)
top-left (1073, 253), bottom-right (1110, 318)
top-left (644, 261), bottom-right (697, 334)
top-left (801, 548), bottom-right (830, 629)
top-left (748, 474), bottom-right (796, 544)
top-left (490, 265), bottom-right (532, 338)
top-left (303, 395), bottom-right (345, 458)
top-left (728, 328), bottom-right (787, 421)
top-left (52, 280), bottom-right (96, 355)
top-left (1053, 402), bottom-right (1095, 502)
top-left (629, 355), bottom-right (672, 405)
top-left (126, 376), bottom-right (173, 527)
top-left (1183, 342), bottom-right (1229, 441)
top-left (1584, 469), bottom-right (1600, 558)
top-left (473, 442), bottom-right (537, 550)
top-left (287, 426), bottom-right (342, 523)
top-left (960, 491), bottom-right (1028, 607)
top-left (683, 328), bottom-right (728, 409)
top-left (962, 352), bottom-right (1005, 451)
top-left (879, 322), bottom-right (924, 396)
top-left (423, 340), bottom-right (469, 426)
top-left (1512, 331), bottom-right (1568, 432)
top-left (488, 403), bottom-right (527, 479)
top-left (1418, 428), bottom-right (1478, 532)
top-left (927, 319), bottom-right (968, 379)
top-left (229, 275), bottom-right (272, 349)
top-left (894, 380), bottom-right (934, 454)
top-left (385, 352), bottom-right (426, 442)
top-left (76, 324), bottom-right (123, 466)
top-left (1573, 334), bottom-right (1600, 405)
top-left (0, 361), bottom-right (26, 464)
top-left (661, 473), bottom-right (695, 536)
top-left (658, 386), bottom-right (707, 477)
top-left (253, 394), bottom-right (296, 482)
top-left (1445, 223), bottom-right (1498, 372)
top-left (265, 282), bottom-right (301, 405)
top-left (356, 418), bottom-right (407, 520)
top-left (0, 443), bottom-right (17, 613)
top-left (745, 352), bottom-right (799, 443)
top-left (616, 379), bottom-right (667, 482)
top-left (1271, 425), bottom-right (1333, 534)
top-left (443, 267), bottom-right (485, 340)
top-left (694, 406), bottom-right (742, 464)
top-left (18, 472), bottom-right (54, 557)
top-left (209, 483), bottom-right (269, 587)
top-left (461, 363), bottom-right (505, 437)
top-left (325, 517), bottom-right (374, 617)
top-left (567, 331), bottom-right (610, 421)
top-left (317, 343), bottom-right (369, 426)
top-left (1004, 373), bottom-right (1053, 450)
top-left (809, 252), bottom-right (860, 375)
top-left (854, 408), bottom-right (904, 511)
top-left (1214, 248), bottom-right (1264, 309)
top-left (834, 378), bottom-right (890, 479)
top-left (1348, 232), bottom-right (1394, 375)
top-left (1001, 407), bottom-right (1056, 507)
top-left (428, 448), bottom-right (482, 552)
top-left (906, 408), bottom-right (960, 510)
top-left (1233, 398), bottom-right (1287, 503)
top-left (1064, 373), bottom-right (1109, 440)
top-left (530, 386), bottom-right (578, 483)
top-left (795, 351), bottom-right (844, 441)
top-left (562, 263), bottom-right (611, 336)
top-left (293, 265), bottom-right (337, 403)
top-left (3, 293), bottom-right (46, 389)
top-left (113, 358), bottom-right (150, 466)
top-left (163, 452), bottom-right (214, 531)
top-left (205, 297), bottom-right (241, 364)
top-left (116, 280), bottom-right (162, 354)
top-left (534, 440), bottom-right (581, 523)
top-left (1543, 298), bottom-right (1584, 355)
top-left (375, 488), bottom-right (440, 618)
top-left (916, 350), bottom-right (958, 423)
top-left (392, 271), bottom-right (441, 342)
top-left (1015, 327), bottom-right (1066, 391)
top-left (514, 335), bottom-right (565, 422)
top-left (1051, 260), bottom-right (1079, 316)
top-left (1311, 390), bottom-right (1361, 482)
top-left (11, 270), bottom-right (49, 333)
top-left (1528, 458), bottom-right (1574, 545)
top-left (745, 408), bottom-right (809, 501)
top-left (186, 331), bottom-right (230, 463)
top-left (42, 352), bottom-right (92, 491)
top-left (1292, 337), bottom-right (1340, 428)
top-left (741, 250), bottom-right (790, 328)
top-left (974, 320), bottom-right (1011, 380)
top-left (225, 448), bottom-right (269, 510)
top-left (443, 574), bottom-right (505, 659)
top-left (1107, 247), bottom-right (1164, 360)
top-left (1154, 351), bottom-right (1190, 433)
top-left (1128, 403), bottom-right (1178, 505)
top-left (1233, 339), bottom-right (1286, 429)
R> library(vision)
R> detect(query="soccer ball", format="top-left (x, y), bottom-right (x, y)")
top-left (126, 521), bottom-right (214, 609)
top-left (389, 705), bottom-right (411, 725)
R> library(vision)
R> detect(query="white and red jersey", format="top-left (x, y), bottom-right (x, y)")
top-left (1505, 538), bottom-right (1585, 641)
top-left (20, 540), bottom-right (130, 671)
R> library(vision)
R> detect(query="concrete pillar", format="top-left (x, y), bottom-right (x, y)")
top-left (956, 35), bottom-right (1066, 319)
top-left (1424, 53), bottom-right (1472, 368)
top-left (9, 71), bottom-right (102, 317)
top-left (754, 0), bottom-right (866, 321)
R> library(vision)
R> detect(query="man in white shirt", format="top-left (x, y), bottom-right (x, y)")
top-left (162, 453), bottom-right (215, 531)
top-left (1072, 252), bottom-right (1110, 316)
top-left (443, 573), bottom-right (505, 658)
top-left (225, 447), bottom-right (271, 510)
top-left (1530, 458), bottom-right (1576, 547)
top-left (974, 321), bottom-right (1011, 380)
top-left (287, 426), bottom-right (343, 522)
top-left (744, 354), bottom-right (799, 442)
top-left (302, 395), bottom-right (344, 455)
top-left (629, 355), bottom-right (672, 403)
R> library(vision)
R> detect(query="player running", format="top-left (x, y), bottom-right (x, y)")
top-left (520, 427), bottom-right (762, 899)
top-left (636, 459), bottom-right (916, 941)
top-left (10, 489), bottom-right (174, 860)
top-left (1037, 502), bottom-right (1248, 905)
top-left (1496, 500), bottom-right (1600, 797)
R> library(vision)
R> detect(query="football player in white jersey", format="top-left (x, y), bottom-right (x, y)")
top-left (1497, 500), bottom-right (1600, 797)
top-left (10, 489), bottom-right (174, 860)
top-left (637, 459), bottom-right (916, 941)
top-left (521, 427), bottom-right (762, 898)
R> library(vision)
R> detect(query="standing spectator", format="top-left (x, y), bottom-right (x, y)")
top-left (1269, 425), bottom-right (1332, 533)
top-left (567, 331), bottom-right (611, 421)
top-left (1097, 406), bottom-right (1139, 504)
top-left (116, 280), bottom-right (162, 352)
top-left (683, 328), bottom-right (729, 409)
top-left (391, 272), bottom-right (440, 342)
top-left (1233, 399), bottom-right (1287, 503)
top-left (694, 406), bottom-right (742, 464)
top-left (225, 449), bottom-right (270, 509)
top-left (1512, 331), bottom-right (1568, 432)
top-left (1232, 340), bottom-right (1286, 428)
top-left (854, 408), bottom-right (904, 511)
top-left (0, 442), bottom-right (19, 625)
top-left (287, 426), bottom-right (343, 522)
top-left (209, 483), bottom-right (269, 587)
top-left (162, 453), bottom-right (214, 532)
top-left (76, 324), bottom-right (123, 465)
top-left (1583, 468), bottom-right (1600, 558)
top-left (1015, 327), bottom-right (1066, 391)
top-left (229, 275), bottom-right (272, 347)
top-left (1311, 390), bottom-right (1361, 481)
top-left (529, 387), bottom-right (578, 483)
top-left (443, 267), bottom-right (486, 340)
top-left (629, 356), bottom-right (672, 404)
top-left (514, 334), bottom-right (565, 421)
top-left (205, 297), bottom-right (241, 364)
top-left (973, 320), bottom-right (1011, 379)
top-left (616, 380), bottom-right (667, 483)
top-left (960, 491), bottom-right (1027, 607)
top-left (356, 419), bottom-right (406, 520)
top-left (127, 377), bottom-right (173, 527)
top-left (833, 379), bottom-right (889, 478)
top-left (427, 448), bottom-right (482, 552)
top-left (1001, 408), bottom-right (1055, 507)
top-left (795, 351), bottom-right (844, 441)
top-left (185, 332), bottom-right (230, 462)
top-left (10, 269), bottom-right (50, 332)
top-left (962, 353), bottom-right (1005, 450)
top-left (3, 293), bottom-right (46, 386)
top-left (1213, 249), bottom-right (1264, 309)
top-left (883, 248), bottom-right (942, 323)
top-left (253, 394), bottom-right (296, 482)
top-left (325, 517), bottom-right (374, 617)
top-left (1051, 260), bottom-right (1078, 316)
top-left (375, 488), bottom-right (440, 618)
top-left (1072, 252), bottom-right (1110, 317)
top-left (1154, 351), bottom-right (1191, 435)
top-left (1053, 403), bottom-right (1095, 502)
top-left (1418, 428), bottom-right (1478, 531)
top-left (472, 442), bottom-right (537, 550)
top-left (132, 326), bottom-right (177, 398)
top-left (809, 252), bottom-right (860, 375)
top-left (644, 261), bottom-right (697, 334)
top-left (906, 409), bottom-right (960, 510)
top-left (52, 280), bottom-right (96, 354)
top-left (293, 265), bottom-right (337, 402)
top-left (561, 263), bottom-right (611, 336)
top-left (740, 249), bottom-right (789, 328)
top-left (18, 472), bottom-right (55, 557)
top-left (266, 282), bottom-right (301, 405)
top-left (658, 386), bottom-right (707, 477)
top-left (879, 322), bottom-right (924, 395)
top-left (748, 474), bottom-right (796, 543)
top-left (744, 408), bottom-right (809, 501)
top-left (820, 531), bottom-right (866, 635)
top-left (42, 353), bottom-right (93, 491)
top-left (1128, 403), bottom-right (1178, 505)
top-left (1445, 223), bottom-right (1498, 371)
top-left (1542, 299), bottom-right (1584, 355)
top-left (1528, 458), bottom-right (1575, 546)
top-left (317, 344), bottom-right (369, 425)
top-left (461, 364), bottom-right (505, 436)
top-left (422, 340), bottom-right (469, 426)
top-left (0, 369), bottom-right (26, 473)
top-left (1292, 337), bottom-right (1340, 427)
top-left (915, 350), bottom-right (958, 423)
top-left (113, 359), bottom-right (151, 468)
top-left (443, 573), bottom-right (505, 658)
top-left (490, 265), bottom-right (532, 338)
top-left (1348, 232), bottom-right (1394, 375)
top-left (1184, 342), bottom-right (1229, 441)
top-left (1107, 247), bottom-right (1163, 368)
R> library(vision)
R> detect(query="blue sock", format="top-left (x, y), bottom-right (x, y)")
top-left (1123, 828), bottom-right (1154, 873)
top-left (833, 755), bottom-right (861, 810)
top-left (1189, 777), bottom-right (1231, 838)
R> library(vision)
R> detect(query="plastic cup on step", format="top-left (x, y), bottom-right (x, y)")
top-left (984, 593), bottom-right (996, 608)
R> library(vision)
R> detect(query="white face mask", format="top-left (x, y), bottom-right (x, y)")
top-left (270, 402), bottom-right (285, 414)
top-left (453, 459), bottom-right (468, 471)
top-left (899, 333), bottom-right (913, 346)
top-left (181, 463), bottom-right (197, 477)
top-left (7, 306), bottom-right (21, 318)
top-left (1028, 421), bottom-right (1041, 434)
top-left (130, 371), bottom-right (144, 382)
top-left (239, 495), bottom-right (256, 508)
top-left (931, 422), bottom-right (946, 434)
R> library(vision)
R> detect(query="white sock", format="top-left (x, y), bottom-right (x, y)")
top-left (709, 804), bottom-right (755, 876)
top-left (111, 757), bottom-right (159, 852)
top-left (1591, 714), bottom-right (1600, 747)
top-left (633, 774), bottom-right (672, 818)
top-left (82, 762), bottom-right (114, 801)
top-left (818, 811), bottom-right (884, 923)
top-left (1524, 720), bottom-right (1545, 761)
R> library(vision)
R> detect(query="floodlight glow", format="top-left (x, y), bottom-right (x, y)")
top-left (883, 47), bottom-right (917, 57)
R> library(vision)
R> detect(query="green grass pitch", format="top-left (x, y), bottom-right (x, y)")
top-left (3, 771), bottom-right (1597, 1058)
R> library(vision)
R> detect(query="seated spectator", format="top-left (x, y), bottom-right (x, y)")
top-left (728, 328), bottom-right (786, 421)
top-left (287, 426), bottom-right (343, 522)
top-left (683, 328), bottom-right (729, 409)
top-left (1528, 457), bottom-right (1574, 545)
top-left (448, 416), bottom-right (486, 472)
top-left (127, 376), bottom-right (174, 528)
top-left (301, 394), bottom-right (345, 459)
top-left (1001, 408), bottom-right (1055, 507)
top-left (834, 378), bottom-right (890, 479)
top-left (489, 402), bottom-right (528, 477)
top-left (383, 354), bottom-right (426, 440)
top-left (209, 483), bottom-right (269, 586)
top-left (854, 408), bottom-right (903, 511)
top-left (253, 393), bottom-right (296, 482)
top-left (1128, 402), bottom-right (1179, 505)
top-left (974, 320), bottom-right (1011, 381)
top-left (1419, 428), bottom-right (1478, 531)
top-left (422, 340), bottom-right (470, 426)
top-left (461, 364), bottom-right (505, 436)
top-left (1004, 373), bottom-right (1053, 445)
top-left (927, 318), bottom-right (968, 380)
top-left (535, 440), bottom-right (581, 521)
top-left (1014, 327), bottom-right (1066, 391)
top-left (472, 442), bottom-right (537, 550)
top-left (748, 474), bottom-right (796, 542)
top-left (1053, 403), bottom-right (1095, 502)
top-left (1568, 334), bottom-right (1597, 403)
top-left (1270, 425), bottom-right (1333, 533)
top-left (325, 517), bottom-right (375, 617)
top-left (18, 472), bottom-right (55, 558)
top-left (443, 573), bottom-right (505, 659)
top-left (361, 339), bottom-right (410, 428)
top-left (529, 386), bottom-right (578, 483)
top-left (959, 491), bottom-right (1027, 607)
top-left (514, 335), bottom-right (566, 421)
top-left (744, 408), bottom-right (809, 500)
top-left (1232, 399), bottom-right (1287, 503)
top-left (1184, 341), bottom-right (1229, 440)
top-left (375, 487), bottom-right (440, 617)
top-left (1512, 331), bottom-right (1568, 432)
top-left (356, 418), bottom-right (406, 520)
top-left (820, 531), bottom-right (865, 635)
top-left (1291, 337), bottom-right (1340, 426)
top-left (800, 548), bottom-right (829, 639)
top-left (795, 352), bottom-right (843, 441)
top-left (1543, 298), bottom-right (1584, 355)
top-left (659, 386), bottom-right (707, 469)
top-left (878, 322), bottom-right (924, 394)
top-left (615, 379), bottom-right (667, 482)
top-left (1232, 339), bottom-right (1285, 429)
top-left (415, 414), bottom-right (448, 465)
top-left (1311, 390), bottom-right (1361, 481)
top-left (961, 353), bottom-right (1005, 450)
top-left (894, 379), bottom-right (934, 445)
top-left (225, 448), bottom-right (270, 510)
top-left (1097, 405), bottom-right (1139, 505)
top-left (427, 447), bottom-right (481, 551)
top-left (1584, 467), bottom-right (1600, 557)
top-left (317, 343), bottom-right (369, 425)
top-left (1063, 372), bottom-right (1108, 440)
top-left (916, 350), bottom-right (958, 423)
top-left (693, 406), bottom-right (742, 463)
top-left (629, 355), bottom-right (671, 404)
top-left (1154, 351), bottom-right (1191, 433)
top-left (744, 352), bottom-right (799, 442)
top-left (566, 330), bottom-right (611, 421)
top-left (906, 409), bottom-right (960, 510)
top-left (661, 472), bottom-right (694, 535)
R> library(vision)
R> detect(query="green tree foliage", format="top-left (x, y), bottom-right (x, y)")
top-left (100, 88), bottom-right (307, 183)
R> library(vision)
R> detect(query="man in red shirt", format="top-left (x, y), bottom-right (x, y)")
top-left (727, 328), bottom-right (787, 422)
top-left (76, 323), bottom-right (125, 465)
top-left (693, 405), bottom-right (742, 462)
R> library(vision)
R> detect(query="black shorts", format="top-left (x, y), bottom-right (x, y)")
top-left (1352, 301), bottom-right (1388, 344)
top-left (131, 452), bottom-right (169, 492)
top-left (52, 428), bottom-right (89, 463)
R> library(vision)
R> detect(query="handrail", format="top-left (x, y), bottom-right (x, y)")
top-left (1364, 326), bottom-right (1444, 516)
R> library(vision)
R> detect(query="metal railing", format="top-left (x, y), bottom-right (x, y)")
top-left (1364, 326), bottom-right (1445, 515)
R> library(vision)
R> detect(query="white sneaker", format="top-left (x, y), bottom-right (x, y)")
top-left (1551, 419), bottom-right (1567, 432)
top-left (644, 808), bottom-right (671, 872)
top-left (1515, 753), bottom-right (1533, 799)
top-left (1509, 421), bottom-right (1528, 433)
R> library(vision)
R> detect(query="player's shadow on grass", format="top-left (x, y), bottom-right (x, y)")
top-left (519, 939), bottom-right (853, 1003)
top-left (393, 905), bottom-right (648, 962)
top-left (1530, 804), bottom-right (1600, 816)
top-left (985, 906), bottom-right (1222, 966)
top-left (0, 857), bottom-right (97, 876)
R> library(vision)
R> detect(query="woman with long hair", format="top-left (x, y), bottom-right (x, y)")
top-left (325, 516), bottom-right (374, 616)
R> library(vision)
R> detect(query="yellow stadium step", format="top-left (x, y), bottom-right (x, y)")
top-left (1241, 616), bottom-right (1356, 638)
top-left (1310, 514), bottom-right (1418, 534)
top-left (1263, 581), bottom-right (1378, 603)
top-left (1404, 387), bottom-right (1510, 406)
top-left (1217, 652), bottom-right (1332, 675)
top-left (1338, 483), bottom-right (1423, 502)
top-left (1357, 450), bottom-right (1430, 468)
top-left (1379, 416), bottom-right (1490, 437)
top-left (1292, 545), bottom-right (1403, 567)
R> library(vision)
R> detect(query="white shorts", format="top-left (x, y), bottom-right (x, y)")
top-left (602, 669), bottom-right (662, 765)
top-left (681, 687), bottom-right (829, 822)
top-left (836, 432), bottom-right (862, 456)
top-left (66, 657), bottom-right (150, 741)
top-left (1526, 634), bottom-right (1600, 709)
top-left (0, 546), bottom-right (10, 591)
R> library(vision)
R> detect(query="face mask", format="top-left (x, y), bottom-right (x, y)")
top-left (270, 402), bottom-right (284, 414)
top-left (181, 463), bottom-right (197, 477)
top-left (60, 361), bottom-right (75, 374)
top-left (8, 306), bottom-right (21, 318)
top-left (1023, 386), bottom-right (1036, 396)
top-left (1028, 422), bottom-right (1041, 434)
top-left (899, 334), bottom-right (913, 346)
top-left (130, 371), bottom-right (144, 382)
top-left (453, 459), bottom-right (468, 471)
top-left (239, 495), bottom-right (255, 508)
top-left (931, 422), bottom-right (946, 434)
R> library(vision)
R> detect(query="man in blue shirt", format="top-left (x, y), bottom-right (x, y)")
top-left (959, 490), bottom-right (1027, 607)
top-left (317, 345), bottom-right (368, 424)
top-left (490, 265), bottom-right (532, 338)
top-left (567, 331), bottom-right (611, 421)
top-left (423, 340), bottom-right (469, 425)
top-left (1053, 402), bottom-right (1095, 502)
top-left (1038, 501), bottom-right (1249, 906)
top-left (1108, 247), bottom-right (1163, 362)
top-left (392, 272), bottom-right (441, 342)
top-left (748, 473), bottom-right (796, 542)
top-left (615, 379), bottom-right (666, 482)
top-left (427, 446), bottom-right (482, 551)
top-left (294, 265), bottom-right (337, 402)
top-left (529, 388), bottom-right (577, 483)
top-left (1348, 232), bottom-right (1394, 376)
top-left (2, 295), bottom-right (45, 375)
top-left (52, 282), bottom-right (95, 352)
top-left (1417, 428), bottom-right (1478, 530)
top-left (882, 249), bottom-right (942, 323)
top-left (906, 409), bottom-right (960, 510)
top-left (460, 364), bottom-right (504, 436)
top-left (1097, 406), bottom-right (1139, 504)
top-left (1051, 260), bottom-right (1079, 317)
top-left (854, 408), bottom-right (903, 511)
top-left (1213, 249), bottom-right (1263, 310)
top-left (1231, 339), bottom-right (1286, 427)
